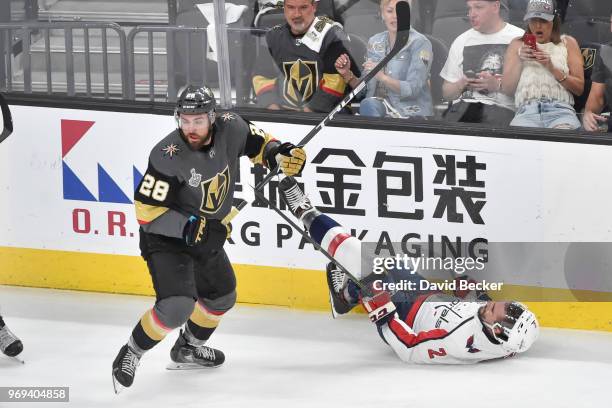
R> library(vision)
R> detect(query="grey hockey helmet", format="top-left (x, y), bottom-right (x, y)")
top-left (482, 301), bottom-right (539, 353)
top-left (175, 85), bottom-right (216, 125)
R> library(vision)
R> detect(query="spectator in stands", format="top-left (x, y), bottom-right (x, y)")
top-left (502, 0), bottom-right (584, 129)
top-left (252, 0), bottom-right (359, 112)
top-left (440, 0), bottom-right (524, 126)
top-left (583, 11), bottom-right (612, 133)
top-left (334, 0), bottom-right (433, 118)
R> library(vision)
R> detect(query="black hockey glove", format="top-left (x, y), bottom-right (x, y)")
top-left (183, 216), bottom-right (207, 246)
top-left (183, 216), bottom-right (227, 250)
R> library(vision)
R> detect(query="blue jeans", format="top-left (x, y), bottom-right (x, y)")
top-left (359, 98), bottom-right (386, 117)
top-left (511, 99), bottom-right (581, 129)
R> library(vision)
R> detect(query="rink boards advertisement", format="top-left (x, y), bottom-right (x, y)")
top-left (1, 105), bottom-right (611, 330)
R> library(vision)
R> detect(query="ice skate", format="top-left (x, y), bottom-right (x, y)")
top-left (112, 344), bottom-right (141, 394)
top-left (326, 262), bottom-right (357, 318)
top-left (167, 330), bottom-right (225, 370)
top-left (0, 323), bottom-right (24, 363)
top-left (278, 176), bottom-right (316, 223)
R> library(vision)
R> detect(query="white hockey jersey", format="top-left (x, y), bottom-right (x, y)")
top-left (379, 293), bottom-right (513, 364)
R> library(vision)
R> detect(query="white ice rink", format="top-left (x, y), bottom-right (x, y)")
top-left (1, 285), bottom-right (611, 408)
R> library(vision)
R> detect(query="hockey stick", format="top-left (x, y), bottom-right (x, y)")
top-left (237, 1), bottom-right (411, 212)
top-left (251, 185), bottom-right (367, 290)
top-left (0, 93), bottom-right (13, 144)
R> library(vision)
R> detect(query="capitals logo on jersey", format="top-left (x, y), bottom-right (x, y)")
top-left (200, 165), bottom-right (230, 214)
top-left (282, 59), bottom-right (318, 107)
top-left (465, 335), bottom-right (481, 353)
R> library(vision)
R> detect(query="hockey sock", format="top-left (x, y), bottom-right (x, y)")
top-left (184, 300), bottom-right (226, 343)
top-left (308, 212), bottom-right (366, 281)
top-left (344, 280), bottom-right (361, 304)
top-left (130, 308), bottom-right (172, 352)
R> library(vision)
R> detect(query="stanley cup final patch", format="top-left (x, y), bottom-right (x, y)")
top-left (189, 168), bottom-right (202, 187)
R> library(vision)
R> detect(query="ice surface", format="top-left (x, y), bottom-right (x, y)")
top-left (1, 286), bottom-right (610, 408)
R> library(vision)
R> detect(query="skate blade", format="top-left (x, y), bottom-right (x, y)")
top-left (2, 355), bottom-right (25, 364)
top-left (112, 374), bottom-right (125, 394)
top-left (166, 361), bottom-right (220, 370)
top-left (329, 292), bottom-right (339, 319)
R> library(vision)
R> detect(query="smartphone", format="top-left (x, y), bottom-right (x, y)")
top-left (597, 116), bottom-right (609, 132)
top-left (464, 70), bottom-right (477, 79)
top-left (523, 33), bottom-right (537, 50)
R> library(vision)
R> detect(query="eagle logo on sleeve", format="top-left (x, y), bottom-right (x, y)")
top-left (465, 335), bottom-right (481, 354)
top-left (200, 166), bottom-right (231, 214)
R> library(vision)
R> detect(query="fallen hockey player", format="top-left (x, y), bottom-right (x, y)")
top-left (277, 176), bottom-right (539, 364)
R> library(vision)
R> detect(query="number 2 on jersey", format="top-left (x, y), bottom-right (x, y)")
top-left (139, 174), bottom-right (169, 201)
top-left (427, 348), bottom-right (447, 359)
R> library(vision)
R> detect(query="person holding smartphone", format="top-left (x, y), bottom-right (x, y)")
top-left (583, 9), bottom-right (612, 133)
top-left (440, 0), bottom-right (524, 126)
top-left (501, 0), bottom-right (584, 129)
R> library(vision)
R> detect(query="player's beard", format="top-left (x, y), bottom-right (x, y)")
top-left (182, 129), bottom-right (212, 150)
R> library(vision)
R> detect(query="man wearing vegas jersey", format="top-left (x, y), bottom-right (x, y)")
top-left (278, 176), bottom-right (539, 364)
top-left (111, 85), bottom-right (306, 392)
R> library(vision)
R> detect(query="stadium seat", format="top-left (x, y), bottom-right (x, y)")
top-left (173, 6), bottom-right (254, 102)
top-left (433, 0), bottom-right (468, 19)
top-left (345, 33), bottom-right (367, 66)
top-left (563, 20), bottom-right (612, 46)
top-left (255, 10), bottom-right (285, 30)
top-left (564, 0), bottom-right (611, 20)
top-left (561, 0), bottom-right (611, 45)
top-left (425, 34), bottom-right (449, 104)
top-left (432, 15), bottom-right (471, 48)
top-left (339, 0), bottom-right (383, 43)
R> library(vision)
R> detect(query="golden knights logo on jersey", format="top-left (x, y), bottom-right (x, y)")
top-left (282, 59), bottom-right (318, 107)
top-left (581, 47), bottom-right (597, 70)
top-left (200, 165), bottom-right (230, 214)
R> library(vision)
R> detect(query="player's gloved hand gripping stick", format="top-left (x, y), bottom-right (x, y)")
top-left (236, 0), bottom-right (412, 212)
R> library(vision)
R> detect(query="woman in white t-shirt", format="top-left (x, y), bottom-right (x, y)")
top-left (501, 0), bottom-right (583, 129)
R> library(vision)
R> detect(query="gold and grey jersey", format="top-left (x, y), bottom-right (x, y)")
top-left (134, 112), bottom-right (275, 239)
